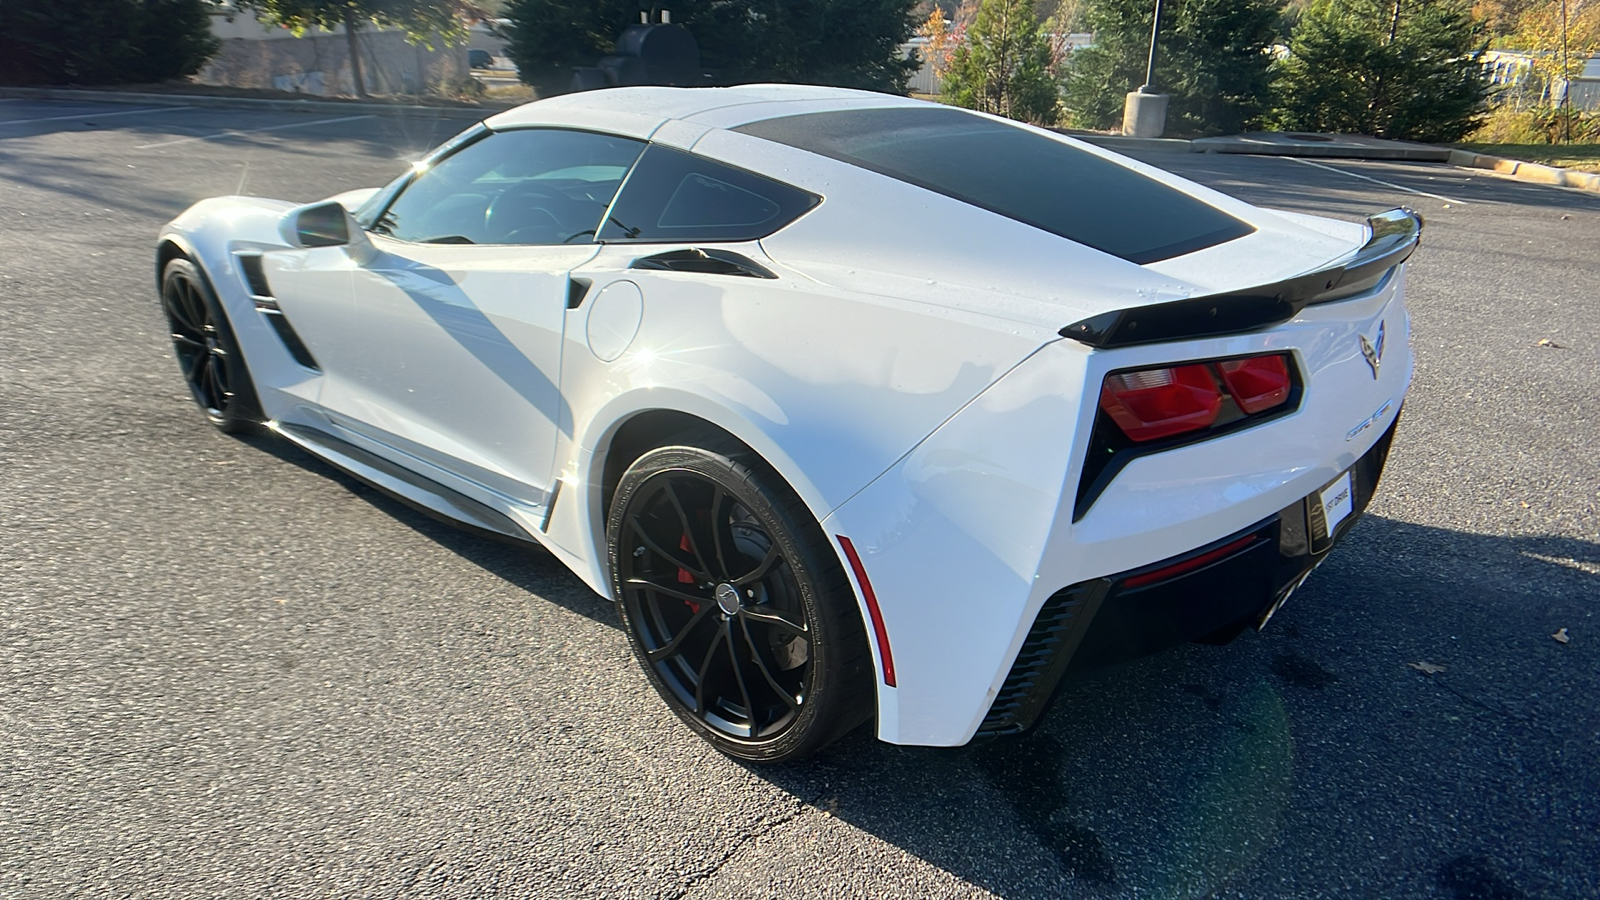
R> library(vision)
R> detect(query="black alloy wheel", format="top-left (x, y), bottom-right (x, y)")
top-left (608, 436), bottom-right (872, 763)
top-left (160, 258), bottom-right (260, 433)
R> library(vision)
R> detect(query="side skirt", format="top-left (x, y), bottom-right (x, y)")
top-left (276, 422), bottom-right (540, 546)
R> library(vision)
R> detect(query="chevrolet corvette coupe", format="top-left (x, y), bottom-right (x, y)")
top-left (156, 85), bottom-right (1417, 762)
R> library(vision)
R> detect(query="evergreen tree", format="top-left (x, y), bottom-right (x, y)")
top-left (0, 0), bottom-right (219, 85)
top-left (1272, 0), bottom-right (1490, 141)
top-left (1068, 0), bottom-right (1280, 134)
top-left (942, 0), bottom-right (1060, 124)
top-left (503, 0), bottom-right (920, 95)
top-left (1063, 0), bottom-right (1281, 135)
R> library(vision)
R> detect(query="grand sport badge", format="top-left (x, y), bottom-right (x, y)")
top-left (1347, 398), bottom-right (1394, 441)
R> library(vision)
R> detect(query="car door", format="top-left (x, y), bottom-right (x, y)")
top-left (317, 127), bottom-right (646, 510)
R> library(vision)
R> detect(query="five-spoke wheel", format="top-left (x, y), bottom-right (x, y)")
top-left (608, 437), bottom-right (872, 762)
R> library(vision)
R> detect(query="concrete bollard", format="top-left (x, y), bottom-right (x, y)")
top-left (1122, 91), bottom-right (1170, 138)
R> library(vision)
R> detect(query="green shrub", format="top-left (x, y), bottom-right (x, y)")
top-left (1063, 0), bottom-right (1280, 136)
top-left (1468, 105), bottom-right (1600, 144)
top-left (942, 0), bottom-right (1061, 126)
top-left (0, 0), bottom-right (220, 85)
top-left (1270, 0), bottom-right (1490, 142)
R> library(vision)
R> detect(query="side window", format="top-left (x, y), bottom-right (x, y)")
top-left (371, 128), bottom-right (645, 246)
top-left (599, 145), bottom-right (818, 243)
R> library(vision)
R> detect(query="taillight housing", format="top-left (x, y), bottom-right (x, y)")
top-left (1216, 354), bottom-right (1292, 414)
top-left (1098, 364), bottom-right (1222, 442)
top-left (1078, 351), bottom-right (1301, 520)
top-left (1097, 352), bottom-right (1297, 443)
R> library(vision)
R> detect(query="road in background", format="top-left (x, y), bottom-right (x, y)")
top-left (2, 101), bottom-right (1596, 899)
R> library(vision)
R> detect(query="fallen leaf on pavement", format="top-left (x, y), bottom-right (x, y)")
top-left (1408, 661), bottom-right (1446, 674)
top-left (1536, 338), bottom-right (1563, 348)
top-left (1552, 628), bottom-right (1570, 644)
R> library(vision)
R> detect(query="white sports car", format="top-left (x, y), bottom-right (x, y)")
top-left (156, 85), bottom-right (1417, 762)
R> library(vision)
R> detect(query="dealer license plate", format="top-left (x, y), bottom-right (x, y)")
top-left (1319, 470), bottom-right (1355, 537)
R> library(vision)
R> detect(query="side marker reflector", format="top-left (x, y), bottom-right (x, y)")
top-left (837, 535), bottom-right (895, 687)
top-left (1121, 534), bottom-right (1258, 589)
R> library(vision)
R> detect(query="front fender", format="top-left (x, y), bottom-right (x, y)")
top-left (157, 196), bottom-right (315, 421)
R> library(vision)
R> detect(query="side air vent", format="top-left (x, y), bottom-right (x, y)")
top-left (264, 312), bottom-right (320, 370)
top-left (237, 253), bottom-right (274, 300)
top-left (977, 582), bottom-right (1108, 736)
top-left (234, 251), bottom-right (320, 371)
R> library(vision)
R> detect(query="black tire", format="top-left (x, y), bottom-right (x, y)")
top-left (160, 257), bottom-right (262, 434)
top-left (607, 432), bottom-right (874, 763)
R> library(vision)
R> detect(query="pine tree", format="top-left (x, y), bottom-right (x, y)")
top-left (504, 0), bottom-right (920, 95)
top-left (1063, 0), bottom-right (1281, 135)
top-left (0, 0), bottom-right (219, 85)
top-left (1272, 0), bottom-right (1490, 142)
top-left (942, 0), bottom-right (1061, 124)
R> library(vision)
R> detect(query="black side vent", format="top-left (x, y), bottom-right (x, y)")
top-left (263, 311), bottom-right (320, 370)
top-left (237, 253), bottom-right (273, 298)
top-left (977, 582), bottom-right (1108, 736)
top-left (234, 252), bottom-right (319, 370)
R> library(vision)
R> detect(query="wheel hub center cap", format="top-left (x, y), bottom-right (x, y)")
top-left (714, 583), bottom-right (741, 616)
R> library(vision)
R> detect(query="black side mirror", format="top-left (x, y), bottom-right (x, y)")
top-left (289, 201), bottom-right (351, 247)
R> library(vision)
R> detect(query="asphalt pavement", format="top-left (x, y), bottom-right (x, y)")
top-left (1, 100), bottom-right (1596, 899)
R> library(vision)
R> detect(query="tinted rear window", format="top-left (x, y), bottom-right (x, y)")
top-left (734, 107), bottom-right (1254, 264)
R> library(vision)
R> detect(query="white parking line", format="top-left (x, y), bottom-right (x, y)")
top-left (0, 105), bottom-right (191, 126)
top-left (136, 114), bottom-right (376, 149)
top-left (1282, 156), bottom-right (1471, 205)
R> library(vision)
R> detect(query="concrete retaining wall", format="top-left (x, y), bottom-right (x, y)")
top-left (199, 13), bottom-right (469, 97)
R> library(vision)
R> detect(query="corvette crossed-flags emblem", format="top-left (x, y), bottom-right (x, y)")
top-left (1360, 320), bottom-right (1385, 379)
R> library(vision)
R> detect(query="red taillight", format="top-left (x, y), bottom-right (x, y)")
top-left (1098, 363), bottom-right (1221, 442)
top-left (1217, 354), bottom-right (1292, 414)
top-left (1098, 353), bottom-right (1294, 443)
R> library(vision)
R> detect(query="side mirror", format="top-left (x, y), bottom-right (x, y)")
top-left (280, 200), bottom-right (364, 249)
top-left (279, 200), bottom-right (377, 262)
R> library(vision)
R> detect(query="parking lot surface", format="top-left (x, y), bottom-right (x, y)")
top-left (2, 100), bottom-right (1596, 899)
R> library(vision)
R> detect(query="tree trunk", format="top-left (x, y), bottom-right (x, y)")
top-left (344, 8), bottom-right (368, 98)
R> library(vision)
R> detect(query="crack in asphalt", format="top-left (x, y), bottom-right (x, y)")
top-left (665, 790), bottom-right (827, 900)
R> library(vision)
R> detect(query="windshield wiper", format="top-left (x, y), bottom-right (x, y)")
top-left (423, 235), bottom-right (476, 244)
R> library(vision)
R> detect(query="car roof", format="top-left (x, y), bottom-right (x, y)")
top-left (482, 84), bottom-right (923, 136)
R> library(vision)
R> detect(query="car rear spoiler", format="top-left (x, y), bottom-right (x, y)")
top-left (1060, 208), bottom-right (1422, 349)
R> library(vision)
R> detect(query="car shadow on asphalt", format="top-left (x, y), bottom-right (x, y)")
top-left (756, 516), bottom-right (1597, 900)
top-left (233, 427), bottom-right (1597, 899)
top-left (238, 429), bottom-right (618, 628)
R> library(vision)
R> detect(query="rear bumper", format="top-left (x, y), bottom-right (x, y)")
top-left (823, 272), bottom-right (1411, 748)
top-left (977, 414), bottom-right (1399, 736)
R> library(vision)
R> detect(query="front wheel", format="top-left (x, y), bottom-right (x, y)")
top-left (607, 436), bottom-right (873, 763)
top-left (160, 257), bottom-right (261, 433)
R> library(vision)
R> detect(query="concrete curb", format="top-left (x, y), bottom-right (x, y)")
top-left (1446, 148), bottom-right (1600, 194)
top-left (1192, 134), bottom-right (1453, 161)
top-left (1077, 128), bottom-right (1600, 195)
top-left (1062, 132), bottom-right (1195, 153)
top-left (1071, 131), bottom-right (1460, 160)
top-left (0, 86), bottom-right (503, 120)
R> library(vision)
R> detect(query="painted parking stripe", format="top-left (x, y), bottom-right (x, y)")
top-left (1282, 156), bottom-right (1471, 206)
top-left (0, 105), bottom-right (191, 126)
top-left (136, 114), bottom-right (376, 149)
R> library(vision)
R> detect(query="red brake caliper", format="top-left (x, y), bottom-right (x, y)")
top-left (677, 534), bottom-right (700, 612)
